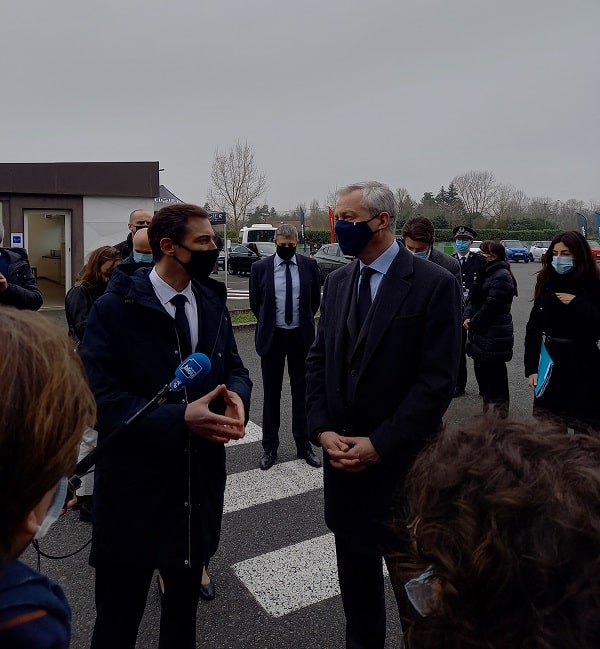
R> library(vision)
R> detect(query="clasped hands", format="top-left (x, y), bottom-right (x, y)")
top-left (319, 431), bottom-right (381, 473)
top-left (185, 384), bottom-right (245, 444)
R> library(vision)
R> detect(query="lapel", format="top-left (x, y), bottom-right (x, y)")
top-left (332, 262), bottom-right (359, 362)
top-left (266, 255), bottom-right (276, 308)
top-left (352, 247), bottom-right (415, 368)
top-left (296, 254), bottom-right (308, 311)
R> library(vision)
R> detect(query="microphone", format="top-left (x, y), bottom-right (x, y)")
top-left (69, 353), bottom-right (211, 495)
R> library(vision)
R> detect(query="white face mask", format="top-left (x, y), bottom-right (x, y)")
top-left (35, 477), bottom-right (68, 539)
top-left (404, 566), bottom-right (435, 616)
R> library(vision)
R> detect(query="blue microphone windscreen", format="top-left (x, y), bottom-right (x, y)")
top-left (169, 353), bottom-right (212, 391)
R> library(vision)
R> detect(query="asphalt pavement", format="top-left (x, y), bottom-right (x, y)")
top-left (29, 261), bottom-right (541, 649)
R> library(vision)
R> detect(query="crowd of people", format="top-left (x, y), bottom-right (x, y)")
top-left (1, 188), bottom-right (600, 649)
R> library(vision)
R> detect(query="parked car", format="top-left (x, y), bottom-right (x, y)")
top-left (227, 244), bottom-right (262, 275)
top-left (529, 240), bottom-right (551, 263)
top-left (217, 249), bottom-right (225, 271)
top-left (254, 242), bottom-right (276, 256)
top-left (313, 243), bottom-right (353, 284)
top-left (470, 240), bottom-right (482, 254)
top-left (587, 240), bottom-right (600, 262)
top-left (500, 240), bottom-right (530, 263)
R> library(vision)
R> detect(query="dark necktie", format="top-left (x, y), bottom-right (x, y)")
top-left (357, 266), bottom-right (376, 327)
top-left (170, 294), bottom-right (191, 347)
top-left (460, 256), bottom-right (466, 266)
top-left (284, 260), bottom-right (293, 325)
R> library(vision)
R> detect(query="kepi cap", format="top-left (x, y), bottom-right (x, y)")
top-left (452, 225), bottom-right (477, 240)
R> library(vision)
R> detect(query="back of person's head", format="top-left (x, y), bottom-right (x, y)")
top-left (401, 216), bottom-right (434, 245)
top-left (401, 417), bottom-right (600, 649)
top-left (148, 203), bottom-right (209, 260)
top-left (132, 228), bottom-right (151, 254)
top-left (0, 309), bottom-right (96, 568)
top-left (76, 246), bottom-right (122, 287)
top-left (479, 239), bottom-right (505, 261)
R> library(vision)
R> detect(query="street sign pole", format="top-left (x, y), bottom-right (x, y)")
top-left (208, 211), bottom-right (228, 289)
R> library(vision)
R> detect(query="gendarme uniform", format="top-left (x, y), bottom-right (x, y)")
top-left (452, 225), bottom-right (485, 303)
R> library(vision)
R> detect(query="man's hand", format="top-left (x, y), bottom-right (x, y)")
top-left (528, 373), bottom-right (538, 389)
top-left (185, 384), bottom-right (245, 443)
top-left (463, 318), bottom-right (471, 330)
top-left (0, 273), bottom-right (7, 293)
top-left (320, 432), bottom-right (381, 473)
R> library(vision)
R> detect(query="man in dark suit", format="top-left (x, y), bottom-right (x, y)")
top-left (306, 181), bottom-right (462, 649)
top-left (400, 215), bottom-right (462, 285)
top-left (451, 224), bottom-right (486, 397)
top-left (250, 224), bottom-right (322, 470)
top-left (114, 209), bottom-right (153, 260)
top-left (81, 204), bottom-right (252, 649)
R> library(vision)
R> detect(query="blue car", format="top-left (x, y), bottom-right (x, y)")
top-left (500, 239), bottom-right (531, 263)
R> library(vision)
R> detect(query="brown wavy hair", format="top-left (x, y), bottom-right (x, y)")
top-left (76, 246), bottom-right (122, 287)
top-left (401, 417), bottom-right (600, 649)
top-left (534, 230), bottom-right (600, 302)
top-left (0, 309), bottom-right (96, 566)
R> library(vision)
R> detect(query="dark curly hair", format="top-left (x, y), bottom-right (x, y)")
top-left (400, 417), bottom-right (600, 649)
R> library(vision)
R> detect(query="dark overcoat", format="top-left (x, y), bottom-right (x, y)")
top-left (80, 267), bottom-right (252, 570)
top-left (305, 244), bottom-right (462, 542)
top-left (524, 273), bottom-right (600, 429)
top-left (464, 259), bottom-right (515, 362)
top-left (0, 248), bottom-right (43, 310)
top-left (249, 253), bottom-right (321, 355)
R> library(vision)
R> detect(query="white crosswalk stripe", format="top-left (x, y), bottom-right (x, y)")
top-left (224, 459), bottom-right (322, 514)
top-left (232, 533), bottom-right (338, 617)
top-left (226, 288), bottom-right (249, 300)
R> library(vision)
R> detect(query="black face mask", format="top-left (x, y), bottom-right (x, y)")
top-left (174, 244), bottom-right (219, 281)
top-left (276, 245), bottom-right (296, 261)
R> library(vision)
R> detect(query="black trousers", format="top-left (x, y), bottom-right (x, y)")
top-left (261, 327), bottom-right (310, 454)
top-left (334, 533), bottom-right (416, 649)
top-left (456, 326), bottom-right (468, 391)
top-left (90, 564), bottom-right (203, 649)
top-left (473, 358), bottom-right (509, 416)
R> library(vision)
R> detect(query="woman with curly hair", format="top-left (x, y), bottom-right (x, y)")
top-left (524, 230), bottom-right (600, 432)
top-left (463, 240), bottom-right (517, 416)
top-left (399, 419), bottom-right (600, 649)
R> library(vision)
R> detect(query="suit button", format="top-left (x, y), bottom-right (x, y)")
top-left (350, 369), bottom-right (358, 376)
top-left (175, 350), bottom-right (180, 356)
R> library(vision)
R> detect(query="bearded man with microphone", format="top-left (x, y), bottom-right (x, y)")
top-left (80, 203), bottom-right (252, 649)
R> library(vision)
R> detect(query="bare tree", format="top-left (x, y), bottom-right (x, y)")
top-left (207, 140), bottom-right (267, 234)
top-left (452, 170), bottom-right (499, 218)
top-left (395, 187), bottom-right (417, 223)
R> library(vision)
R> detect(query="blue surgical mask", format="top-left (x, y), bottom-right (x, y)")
top-left (35, 477), bottom-right (68, 539)
top-left (133, 251), bottom-right (153, 264)
top-left (413, 249), bottom-right (430, 260)
top-left (335, 215), bottom-right (379, 256)
top-left (552, 256), bottom-right (574, 275)
top-left (455, 240), bottom-right (470, 253)
top-left (404, 566), bottom-right (435, 617)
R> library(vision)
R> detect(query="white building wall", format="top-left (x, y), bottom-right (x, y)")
top-left (83, 196), bottom-right (154, 258)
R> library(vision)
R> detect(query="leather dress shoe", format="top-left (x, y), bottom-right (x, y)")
top-left (259, 452), bottom-right (277, 470)
top-left (298, 448), bottom-right (322, 468)
top-left (199, 581), bottom-right (216, 601)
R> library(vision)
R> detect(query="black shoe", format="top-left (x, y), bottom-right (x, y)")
top-left (453, 387), bottom-right (466, 398)
top-left (259, 451), bottom-right (277, 471)
top-left (199, 581), bottom-right (216, 601)
top-left (297, 448), bottom-right (322, 468)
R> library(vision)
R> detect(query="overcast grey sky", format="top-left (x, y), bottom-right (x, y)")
top-left (2, 0), bottom-right (598, 212)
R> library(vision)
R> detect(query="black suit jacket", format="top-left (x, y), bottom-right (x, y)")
top-left (305, 244), bottom-right (462, 538)
top-left (249, 253), bottom-right (321, 356)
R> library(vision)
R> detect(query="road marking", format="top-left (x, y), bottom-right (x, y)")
top-left (224, 459), bottom-right (322, 514)
top-left (226, 289), bottom-right (249, 300)
top-left (232, 533), bottom-right (338, 617)
top-left (228, 420), bottom-right (262, 446)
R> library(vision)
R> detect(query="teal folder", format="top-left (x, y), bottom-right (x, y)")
top-left (535, 340), bottom-right (554, 398)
